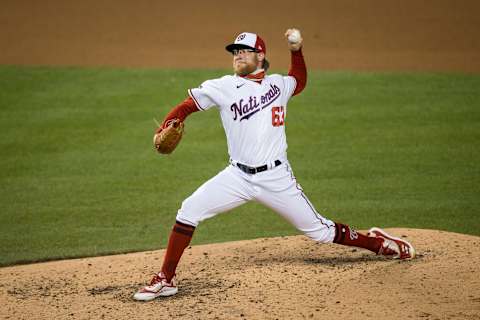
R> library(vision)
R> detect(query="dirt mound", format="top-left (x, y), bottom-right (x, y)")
top-left (1, 228), bottom-right (479, 319)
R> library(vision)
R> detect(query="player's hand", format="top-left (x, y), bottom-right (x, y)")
top-left (285, 28), bottom-right (303, 51)
top-left (155, 118), bottom-right (176, 134)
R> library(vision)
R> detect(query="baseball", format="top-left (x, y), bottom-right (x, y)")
top-left (287, 29), bottom-right (301, 44)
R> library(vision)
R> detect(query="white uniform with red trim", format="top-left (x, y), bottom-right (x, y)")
top-left (176, 73), bottom-right (336, 243)
top-left (189, 73), bottom-right (293, 166)
top-left (175, 31), bottom-right (336, 243)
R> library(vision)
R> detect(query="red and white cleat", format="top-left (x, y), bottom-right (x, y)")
top-left (368, 227), bottom-right (416, 260)
top-left (133, 272), bottom-right (178, 301)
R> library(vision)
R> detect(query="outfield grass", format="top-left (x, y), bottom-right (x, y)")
top-left (0, 66), bottom-right (479, 266)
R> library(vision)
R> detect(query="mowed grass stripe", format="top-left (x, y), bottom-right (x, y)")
top-left (0, 66), bottom-right (479, 266)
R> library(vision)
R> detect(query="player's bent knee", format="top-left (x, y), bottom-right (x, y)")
top-left (176, 205), bottom-right (201, 227)
top-left (176, 195), bottom-right (213, 227)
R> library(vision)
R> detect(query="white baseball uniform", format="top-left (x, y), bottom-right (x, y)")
top-left (176, 73), bottom-right (336, 243)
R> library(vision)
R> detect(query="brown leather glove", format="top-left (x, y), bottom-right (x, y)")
top-left (153, 119), bottom-right (184, 154)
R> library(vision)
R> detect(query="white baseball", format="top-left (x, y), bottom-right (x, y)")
top-left (287, 29), bottom-right (301, 44)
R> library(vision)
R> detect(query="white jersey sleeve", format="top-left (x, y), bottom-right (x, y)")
top-left (188, 79), bottom-right (223, 111)
top-left (283, 75), bottom-right (297, 100)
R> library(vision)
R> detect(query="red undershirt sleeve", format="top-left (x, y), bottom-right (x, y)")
top-left (160, 96), bottom-right (199, 129)
top-left (288, 49), bottom-right (307, 96)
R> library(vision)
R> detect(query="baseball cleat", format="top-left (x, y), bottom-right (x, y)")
top-left (133, 272), bottom-right (178, 301)
top-left (368, 227), bottom-right (416, 260)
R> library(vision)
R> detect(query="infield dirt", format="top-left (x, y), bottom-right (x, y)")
top-left (1, 229), bottom-right (479, 319)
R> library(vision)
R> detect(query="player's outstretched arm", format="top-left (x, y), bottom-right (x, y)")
top-left (155, 97), bottom-right (199, 134)
top-left (153, 96), bottom-right (200, 154)
top-left (285, 28), bottom-right (307, 96)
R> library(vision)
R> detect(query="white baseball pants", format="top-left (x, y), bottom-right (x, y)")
top-left (176, 162), bottom-right (336, 243)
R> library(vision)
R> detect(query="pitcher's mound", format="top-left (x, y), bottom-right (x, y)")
top-left (1, 228), bottom-right (479, 319)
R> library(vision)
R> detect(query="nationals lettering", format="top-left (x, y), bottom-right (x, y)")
top-left (230, 84), bottom-right (281, 121)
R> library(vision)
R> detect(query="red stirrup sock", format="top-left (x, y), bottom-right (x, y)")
top-left (333, 222), bottom-right (382, 254)
top-left (161, 221), bottom-right (196, 282)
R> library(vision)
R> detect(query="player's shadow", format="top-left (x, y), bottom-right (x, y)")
top-left (250, 253), bottom-right (387, 266)
top-left (303, 254), bottom-right (386, 265)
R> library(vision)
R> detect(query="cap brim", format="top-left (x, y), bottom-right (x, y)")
top-left (225, 43), bottom-right (256, 53)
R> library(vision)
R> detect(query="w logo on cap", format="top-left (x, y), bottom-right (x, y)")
top-left (236, 34), bottom-right (246, 41)
top-left (226, 32), bottom-right (267, 55)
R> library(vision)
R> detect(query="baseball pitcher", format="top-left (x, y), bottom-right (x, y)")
top-left (134, 29), bottom-right (415, 301)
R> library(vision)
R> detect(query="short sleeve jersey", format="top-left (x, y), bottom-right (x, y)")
top-left (188, 74), bottom-right (297, 166)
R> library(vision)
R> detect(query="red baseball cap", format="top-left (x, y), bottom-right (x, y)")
top-left (225, 32), bottom-right (267, 54)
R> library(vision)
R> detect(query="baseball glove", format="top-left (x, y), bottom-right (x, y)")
top-left (153, 119), bottom-right (184, 154)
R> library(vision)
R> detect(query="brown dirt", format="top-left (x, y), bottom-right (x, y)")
top-left (1, 0), bottom-right (479, 72)
top-left (1, 228), bottom-right (479, 319)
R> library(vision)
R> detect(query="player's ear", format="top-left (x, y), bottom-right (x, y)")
top-left (257, 52), bottom-right (265, 62)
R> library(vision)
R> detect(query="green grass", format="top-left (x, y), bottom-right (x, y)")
top-left (0, 66), bottom-right (479, 266)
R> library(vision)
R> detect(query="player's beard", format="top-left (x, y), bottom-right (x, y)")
top-left (233, 55), bottom-right (259, 76)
